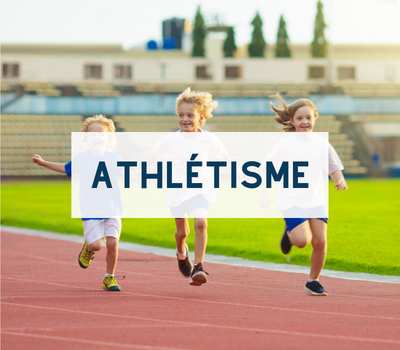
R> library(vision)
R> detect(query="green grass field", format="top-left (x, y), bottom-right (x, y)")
top-left (1, 179), bottom-right (399, 275)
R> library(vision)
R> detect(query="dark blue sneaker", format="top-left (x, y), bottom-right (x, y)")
top-left (280, 228), bottom-right (292, 255)
top-left (176, 244), bottom-right (193, 278)
top-left (305, 280), bottom-right (328, 296)
top-left (190, 263), bottom-right (209, 286)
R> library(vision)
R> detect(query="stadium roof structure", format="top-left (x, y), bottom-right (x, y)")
top-left (0, 43), bottom-right (188, 58)
top-left (2, 43), bottom-right (400, 59)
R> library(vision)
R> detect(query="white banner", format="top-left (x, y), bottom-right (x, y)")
top-left (71, 132), bottom-right (329, 218)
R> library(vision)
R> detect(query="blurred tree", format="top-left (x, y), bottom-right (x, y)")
top-left (275, 15), bottom-right (291, 58)
top-left (192, 6), bottom-right (207, 57)
top-left (248, 12), bottom-right (266, 57)
top-left (223, 27), bottom-right (237, 57)
top-left (311, 0), bottom-right (328, 57)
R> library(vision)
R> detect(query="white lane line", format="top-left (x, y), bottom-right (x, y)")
top-left (3, 276), bottom-right (400, 322)
top-left (3, 302), bottom-right (400, 346)
top-left (0, 226), bottom-right (400, 283)
top-left (1, 331), bottom-right (186, 350)
top-left (2, 226), bottom-right (399, 284)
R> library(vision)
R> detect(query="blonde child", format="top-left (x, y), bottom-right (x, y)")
top-left (271, 96), bottom-right (347, 296)
top-left (32, 115), bottom-right (122, 291)
top-left (174, 87), bottom-right (217, 286)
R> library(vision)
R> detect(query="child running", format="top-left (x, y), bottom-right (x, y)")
top-left (271, 96), bottom-right (347, 296)
top-left (32, 115), bottom-right (122, 291)
top-left (173, 87), bottom-right (218, 286)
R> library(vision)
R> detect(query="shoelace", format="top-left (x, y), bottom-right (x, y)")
top-left (83, 249), bottom-right (94, 260)
top-left (105, 274), bottom-right (126, 280)
top-left (105, 275), bottom-right (127, 285)
top-left (106, 276), bottom-right (117, 284)
top-left (309, 280), bottom-right (323, 289)
top-left (193, 265), bottom-right (209, 275)
top-left (314, 281), bottom-right (323, 288)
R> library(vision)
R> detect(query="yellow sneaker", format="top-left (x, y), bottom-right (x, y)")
top-left (103, 275), bottom-right (121, 291)
top-left (78, 242), bottom-right (94, 269)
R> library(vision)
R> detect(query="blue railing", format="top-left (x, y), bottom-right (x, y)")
top-left (2, 94), bottom-right (400, 115)
top-left (0, 93), bottom-right (17, 108)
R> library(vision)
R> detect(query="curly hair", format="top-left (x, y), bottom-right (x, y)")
top-left (81, 115), bottom-right (115, 132)
top-left (270, 94), bottom-right (319, 132)
top-left (176, 87), bottom-right (218, 120)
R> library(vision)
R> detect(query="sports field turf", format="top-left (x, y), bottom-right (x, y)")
top-left (1, 179), bottom-right (399, 275)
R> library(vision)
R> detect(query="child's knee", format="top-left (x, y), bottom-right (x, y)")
top-left (288, 223), bottom-right (311, 248)
top-left (289, 231), bottom-right (310, 248)
top-left (106, 237), bottom-right (118, 250)
top-left (195, 219), bottom-right (207, 232)
top-left (88, 239), bottom-right (103, 251)
top-left (292, 237), bottom-right (308, 248)
top-left (175, 228), bottom-right (189, 240)
top-left (312, 237), bottom-right (326, 251)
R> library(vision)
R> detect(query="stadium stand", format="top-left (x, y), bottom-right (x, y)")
top-left (1, 115), bottom-right (81, 176)
top-left (348, 115), bottom-right (400, 174)
top-left (2, 79), bottom-right (400, 98)
top-left (75, 83), bottom-right (120, 97)
top-left (1, 113), bottom-right (367, 177)
top-left (1, 82), bottom-right (10, 93)
top-left (340, 83), bottom-right (400, 97)
top-left (3, 93), bottom-right (400, 178)
top-left (114, 114), bottom-right (367, 176)
top-left (22, 82), bottom-right (61, 96)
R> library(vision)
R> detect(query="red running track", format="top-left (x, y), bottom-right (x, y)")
top-left (1, 230), bottom-right (400, 350)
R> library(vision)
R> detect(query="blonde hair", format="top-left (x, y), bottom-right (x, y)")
top-left (270, 94), bottom-right (319, 132)
top-left (176, 87), bottom-right (218, 120)
top-left (81, 114), bottom-right (115, 132)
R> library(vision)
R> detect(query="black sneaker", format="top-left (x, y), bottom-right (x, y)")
top-left (190, 263), bottom-right (209, 286)
top-left (176, 244), bottom-right (193, 278)
top-left (280, 228), bottom-right (292, 255)
top-left (305, 280), bottom-right (328, 296)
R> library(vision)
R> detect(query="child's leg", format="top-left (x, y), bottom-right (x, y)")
top-left (104, 218), bottom-right (122, 275)
top-left (79, 220), bottom-right (105, 269)
top-left (288, 221), bottom-right (312, 248)
top-left (308, 219), bottom-right (327, 280)
top-left (105, 237), bottom-right (119, 275)
top-left (102, 219), bottom-right (122, 291)
top-left (84, 220), bottom-right (106, 251)
top-left (175, 218), bottom-right (193, 278)
top-left (175, 218), bottom-right (190, 259)
top-left (88, 239), bottom-right (104, 252)
top-left (193, 218), bottom-right (208, 264)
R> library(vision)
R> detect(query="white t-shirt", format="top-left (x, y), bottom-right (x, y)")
top-left (268, 139), bottom-right (344, 212)
top-left (328, 143), bottom-right (344, 175)
top-left (156, 129), bottom-right (227, 207)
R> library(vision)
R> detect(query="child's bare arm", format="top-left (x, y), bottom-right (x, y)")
top-left (32, 154), bottom-right (66, 174)
top-left (329, 170), bottom-right (348, 190)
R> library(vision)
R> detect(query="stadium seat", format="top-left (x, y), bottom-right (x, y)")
top-left (1, 115), bottom-right (81, 176)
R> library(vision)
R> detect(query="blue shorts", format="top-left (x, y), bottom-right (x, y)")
top-left (284, 218), bottom-right (328, 232)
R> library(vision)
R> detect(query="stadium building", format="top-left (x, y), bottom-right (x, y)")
top-left (1, 40), bottom-right (400, 178)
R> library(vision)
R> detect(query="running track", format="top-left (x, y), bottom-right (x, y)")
top-left (1, 229), bottom-right (400, 350)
